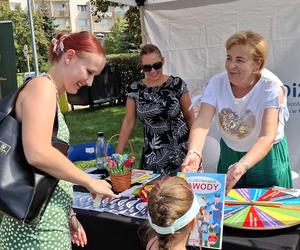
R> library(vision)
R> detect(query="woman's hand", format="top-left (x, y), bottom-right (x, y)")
top-left (225, 162), bottom-right (248, 194)
top-left (70, 215), bottom-right (87, 247)
top-left (87, 179), bottom-right (117, 199)
top-left (181, 151), bottom-right (202, 172)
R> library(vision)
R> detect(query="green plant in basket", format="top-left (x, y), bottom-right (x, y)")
top-left (104, 153), bottom-right (135, 175)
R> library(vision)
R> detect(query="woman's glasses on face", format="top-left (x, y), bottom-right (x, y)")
top-left (142, 61), bottom-right (163, 72)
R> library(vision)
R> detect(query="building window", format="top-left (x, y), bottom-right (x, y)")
top-left (9, 2), bottom-right (20, 9)
top-left (100, 19), bottom-right (109, 29)
top-left (77, 5), bottom-right (88, 12)
top-left (77, 19), bottom-right (88, 27)
top-left (115, 6), bottom-right (125, 14)
top-left (53, 18), bottom-right (70, 29)
top-left (53, 3), bottom-right (66, 11)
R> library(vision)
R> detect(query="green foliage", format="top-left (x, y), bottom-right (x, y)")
top-left (124, 7), bottom-right (142, 47)
top-left (0, 3), bottom-right (30, 72)
top-left (106, 53), bottom-right (143, 101)
top-left (91, 0), bottom-right (119, 19)
top-left (36, 2), bottom-right (57, 42)
top-left (0, 2), bottom-right (55, 72)
top-left (103, 16), bottom-right (127, 54)
top-left (32, 10), bottom-right (51, 72)
top-left (91, 0), bottom-right (142, 51)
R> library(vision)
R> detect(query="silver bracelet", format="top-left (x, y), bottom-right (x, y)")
top-left (238, 161), bottom-right (250, 171)
top-left (187, 149), bottom-right (202, 160)
top-left (69, 212), bottom-right (77, 220)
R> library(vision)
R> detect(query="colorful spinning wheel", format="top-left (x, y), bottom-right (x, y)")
top-left (224, 188), bottom-right (300, 230)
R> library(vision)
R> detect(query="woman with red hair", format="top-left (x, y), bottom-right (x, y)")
top-left (0, 31), bottom-right (116, 250)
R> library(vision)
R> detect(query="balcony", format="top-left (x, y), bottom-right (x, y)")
top-left (55, 24), bottom-right (71, 32)
top-left (53, 10), bottom-right (69, 17)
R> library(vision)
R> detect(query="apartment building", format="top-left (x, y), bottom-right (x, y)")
top-left (3, 0), bottom-right (126, 38)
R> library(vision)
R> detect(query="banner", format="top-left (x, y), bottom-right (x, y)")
top-left (143, 0), bottom-right (300, 187)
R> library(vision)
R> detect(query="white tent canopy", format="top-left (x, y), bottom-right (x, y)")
top-left (113, 0), bottom-right (300, 187)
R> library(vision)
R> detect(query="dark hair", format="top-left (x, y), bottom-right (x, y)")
top-left (147, 176), bottom-right (194, 250)
top-left (140, 44), bottom-right (162, 62)
top-left (48, 31), bottom-right (105, 63)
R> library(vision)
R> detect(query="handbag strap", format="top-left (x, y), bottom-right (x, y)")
top-left (0, 77), bottom-right (59, 136)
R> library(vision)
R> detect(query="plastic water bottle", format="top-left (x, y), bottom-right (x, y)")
top-left (95, 132), bottom-right (105, 169)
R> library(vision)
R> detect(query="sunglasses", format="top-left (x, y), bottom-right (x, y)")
top-left (142, 61), bottom-right (163, 72)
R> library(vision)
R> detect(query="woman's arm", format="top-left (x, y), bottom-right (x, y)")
top-left (225, 107), bottom-right (280, 193)
top-left (180, 92), bottom-right (195, 129)
top-left (69, 209), bottom-right (87, 247)
top-left (182, 103), bottom-right (215, 172)
top-left (225, 87), bottom-right (285, 193)
top-left (116, 98), bottom-right (137, 154)
top-left (16, 78), bottom-right (116, 198)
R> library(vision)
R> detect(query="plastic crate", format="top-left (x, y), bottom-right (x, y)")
top-left (68, 142), bottom-right (114, 162)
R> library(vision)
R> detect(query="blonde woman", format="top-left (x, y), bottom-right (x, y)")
top-left (183, 31), bottom-right (292, 193)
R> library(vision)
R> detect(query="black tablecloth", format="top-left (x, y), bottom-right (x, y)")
top-left (73, 209), bottom-right (145, 250)
top-left (72, 207), bottom-right (300, 250)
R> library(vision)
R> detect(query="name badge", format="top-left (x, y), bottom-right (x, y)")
top-left (0, 140), bottom-right (11, 155)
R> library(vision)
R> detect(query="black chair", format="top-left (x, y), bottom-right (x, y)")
top-left (67, 64), bottom-right (122, 110)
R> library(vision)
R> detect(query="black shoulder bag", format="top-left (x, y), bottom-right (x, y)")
top-left (0, 83), bottom-right (69, 225)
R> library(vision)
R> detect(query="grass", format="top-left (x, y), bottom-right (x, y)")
top-left (17, 73), bottom-right (23, 87)
top-left (16, 73), bottom-right (144, 167)
top-left (64, 105), bottom-right (144, 167)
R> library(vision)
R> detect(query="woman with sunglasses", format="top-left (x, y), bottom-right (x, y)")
top-left (182, 31), bottom-right (292, 194)
top-left (116, 44), bottom-right (194, 175)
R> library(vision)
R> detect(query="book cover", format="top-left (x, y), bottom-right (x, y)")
top-left (177, 172), bottom-right (226, 249)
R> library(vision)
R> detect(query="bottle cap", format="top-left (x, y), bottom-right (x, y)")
top-left (98, 132), bottom-right (104, 137)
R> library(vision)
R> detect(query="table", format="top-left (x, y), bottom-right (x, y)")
top-left (72, 207), bottom-right (300, 250)
top-left (73, 209), bottom-right (145, 250)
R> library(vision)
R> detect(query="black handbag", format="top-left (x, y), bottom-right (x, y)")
top-left (0, 83), bottom-right (69, 225)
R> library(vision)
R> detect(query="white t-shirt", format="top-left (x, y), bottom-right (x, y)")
top-left (201, 68), bottom-right (289, 152)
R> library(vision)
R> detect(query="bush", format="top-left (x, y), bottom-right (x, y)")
top-left (107, 53), bottom-right (143, 103)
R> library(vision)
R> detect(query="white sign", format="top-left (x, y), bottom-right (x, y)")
top-left (23, 44), bottom-right (28, 58)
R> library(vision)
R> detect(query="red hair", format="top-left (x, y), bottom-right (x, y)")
top-left (48, 31), bottom-right (104, 63)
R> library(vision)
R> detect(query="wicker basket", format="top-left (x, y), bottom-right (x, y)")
top-left (109, 171), bottom-right (132, 192)
top-left (105, 134), bottom-right (134, 157)
top-left (106, 134), bottom-right (134, 192)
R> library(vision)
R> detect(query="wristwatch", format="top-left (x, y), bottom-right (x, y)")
top-left (187, 149), bottom-right (202, 160)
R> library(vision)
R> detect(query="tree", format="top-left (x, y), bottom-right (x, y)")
top-left (37, 1), bottom-right (57, 42)
top-left (0, 3), bottom-right (31, 72)
top-left (91, 0), bottom-right (119, 19)
top-left (34, 2), bottom-right (57, 71)
top-left (91, 0), bottom-right (142, 51)
top-left (103, 16), bottom-right (127, 54)
top-left (0, 2), bottom-right (56, 72)
top-left (124, 7), bottom-right (141, 49)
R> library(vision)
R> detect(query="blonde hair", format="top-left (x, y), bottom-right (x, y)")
top-left (226, 30), bottom-right (268, 71)
top-left (147, 177), bottom-right (194, 250)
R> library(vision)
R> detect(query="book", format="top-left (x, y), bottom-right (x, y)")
top-left (177, 172), bottom-right (226, 249)
top-left (131, 169), bottom-right (153, 184)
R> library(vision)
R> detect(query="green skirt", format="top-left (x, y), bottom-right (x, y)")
top-left (217, 136), bottom-right (293, 188)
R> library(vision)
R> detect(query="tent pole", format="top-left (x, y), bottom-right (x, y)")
top-left (27, 0), bottom-right (39, 75)
top-left (139, 6), bottom-right (146, 45)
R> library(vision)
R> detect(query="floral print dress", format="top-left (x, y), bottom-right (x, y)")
top-left (128, 76), bottom-right (189, 175)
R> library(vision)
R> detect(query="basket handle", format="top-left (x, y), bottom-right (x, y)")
top-left (105, 133), bottom-right (134, 156)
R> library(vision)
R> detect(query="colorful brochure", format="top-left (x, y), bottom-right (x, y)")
top-left (177, 172), bottom-right (226, 249)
